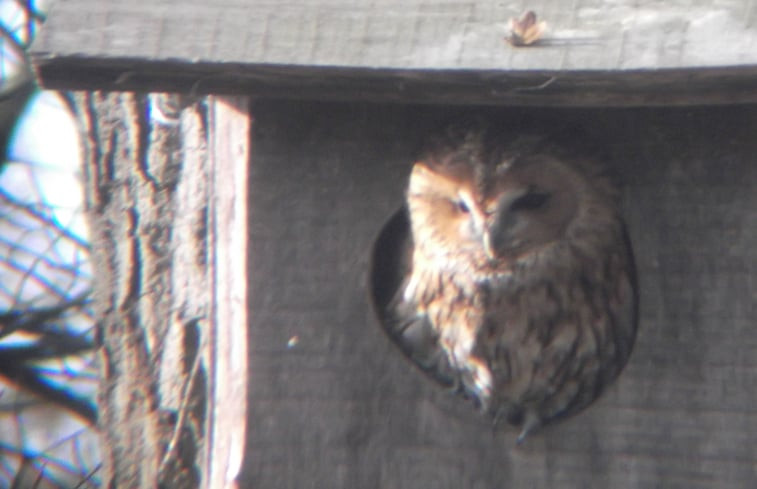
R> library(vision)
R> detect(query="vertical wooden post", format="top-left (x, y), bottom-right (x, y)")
top-left (206, 96), bottom-right (249, 489)
top-left (70, 92), bottom-right (249, 488)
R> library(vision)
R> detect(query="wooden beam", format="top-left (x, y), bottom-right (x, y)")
top-left (206, 96), bottom-right (250, 489)
top-left (30, 0), bottom-right (757, 106)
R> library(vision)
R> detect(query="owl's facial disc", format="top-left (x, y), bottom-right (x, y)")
top-left (456, 189), bottom-right (487, 241)
top-left (477, 187), bottom-right (548, 259)
top-left (407, 152), bottom-right (582, 268)
top-left (483, 182), bottom-right (577, 260)
top-left (476, 155), bottom-right (582, 260)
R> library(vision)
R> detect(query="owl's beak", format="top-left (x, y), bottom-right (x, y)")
top-left (467, 205), bottom-right (495, 260)
top-left (483, 230), bottom-right (497, 261)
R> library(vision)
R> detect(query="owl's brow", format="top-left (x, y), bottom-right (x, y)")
top-left (472, 155), bottom-right (513, 195)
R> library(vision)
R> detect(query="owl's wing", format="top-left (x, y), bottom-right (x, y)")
top-left (384, 296), bottom-right (461, 391)
top-left (370, 208), bottom-right (461, 392)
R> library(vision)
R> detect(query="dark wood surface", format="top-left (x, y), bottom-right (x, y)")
top-left (244, 100), bottom-right (757, 488)
top-left (30, 0), bottom-right (757, 106)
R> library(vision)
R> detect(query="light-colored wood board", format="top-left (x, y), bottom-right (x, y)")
top-left (30, 0), bottom-right (757, 106)
top-left (32, 0), bottom-right (757, 70)
top-left (207, 95), bottom-right (250, 489)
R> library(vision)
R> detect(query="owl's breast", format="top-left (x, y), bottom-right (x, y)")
top-left (473, 263), bottom-right (635, 430)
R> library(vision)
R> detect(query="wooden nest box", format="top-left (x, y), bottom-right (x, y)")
top-left (30, 1), bottom-right (757, 488)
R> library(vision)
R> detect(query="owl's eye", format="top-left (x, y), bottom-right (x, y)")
top-left (510, 191), bottom-right (551, 212)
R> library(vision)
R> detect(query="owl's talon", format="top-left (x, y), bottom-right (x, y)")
top-left (516, 411), bottom-right (541, 444)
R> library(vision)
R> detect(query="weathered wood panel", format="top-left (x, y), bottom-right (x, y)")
top-left (244, 100), bottom-right (757, 488)
top-left (30, 1), bottom-right (757, 106)
top-left (206, 96), bottom-right (249, 489)
top-left (72, 92), bottom-right (207, 488)
top-left (71, 93), bottom-right (249, 489)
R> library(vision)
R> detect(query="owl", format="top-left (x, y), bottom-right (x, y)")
top-left (377, 122), bottom-right (637, 442)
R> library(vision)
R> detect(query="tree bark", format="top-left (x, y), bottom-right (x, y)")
top-left (68, 92), bottom-right (248, 489)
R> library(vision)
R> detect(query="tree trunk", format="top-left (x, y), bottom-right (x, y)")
top-left (68, 92), bottom-right (248, 489)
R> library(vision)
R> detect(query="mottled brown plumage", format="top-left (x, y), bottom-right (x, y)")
top-left (385, 123), bottom-right (637, 442)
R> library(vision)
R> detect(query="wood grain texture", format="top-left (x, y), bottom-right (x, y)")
top-left (243, 100), bottom-right (757, 488)
top-left (72, 92), bottom-right (248, 488)
top-left (30, 0), bottom-right (757, 106)
top-left (206, 96), bottom-right (250, 489)
top-left (71, 92), bottom-right (208, 488)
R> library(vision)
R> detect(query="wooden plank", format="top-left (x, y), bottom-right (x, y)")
top-left (70, 92), bottom-right (213, 488)
top-left (70, 92), bottom-right (249, 487)
top-left (242, 100), bottom-right (757, 488)
top-left (30, 0), bottom-right (757, 106)
top-left (206, 95), bottom-right (250, 489)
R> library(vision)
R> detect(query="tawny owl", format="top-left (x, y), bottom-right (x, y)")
top-left (374, 123), bottom-right (637, 442)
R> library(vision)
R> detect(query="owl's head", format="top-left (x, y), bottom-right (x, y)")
top-left (406, 128), bottom-right (619, 277)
